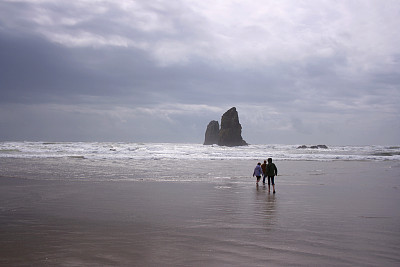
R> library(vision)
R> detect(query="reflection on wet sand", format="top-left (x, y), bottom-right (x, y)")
top-left (254, 185), bottom-right (277, 229)
top-left (1, 159), bottom-right (399, 266)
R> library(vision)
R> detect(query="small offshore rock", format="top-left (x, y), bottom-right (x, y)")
top-left (298, 144), bottom-right (328, 149)
top-left (204, 120), bottom-right (220, 145)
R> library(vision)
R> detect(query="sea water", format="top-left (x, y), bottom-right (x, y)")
top-left (0, 142), bottom-right (399, 266)
top-left (1, 141), bottom-right (399, 183)
top-left (1, 142), bottom-right (400, 161)
top-left (0, 142), bottom-right (399, 183)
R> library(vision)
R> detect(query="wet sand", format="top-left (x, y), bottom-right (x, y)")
top-left (1, 160), bottom-right (400, 266)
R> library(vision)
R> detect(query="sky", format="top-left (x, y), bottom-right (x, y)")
top-left (0, 0), bottom-right (399, 145)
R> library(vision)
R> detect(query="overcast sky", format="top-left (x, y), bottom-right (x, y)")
top-left (0, 0), bottom-right (399, 145)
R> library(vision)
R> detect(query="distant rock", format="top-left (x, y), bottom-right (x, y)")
top-left (297, 145), bottom-right (328, 149)
top-left (218, 107), bottom-right (247, 146)
top-left (203, 107), bottom-right (247, 147)
top-left (203, 120), bottom-right (220, 145)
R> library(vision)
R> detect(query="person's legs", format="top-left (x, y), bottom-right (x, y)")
top-left (271, 176), bottom-right (275, 193)
top-left (262, 174), bottom-right (266, 184)
top-left (267, 176), bottom-right (271, 192)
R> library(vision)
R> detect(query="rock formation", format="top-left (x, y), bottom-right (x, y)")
top-left (203, 120), bottom-right (220, 145)
top-left (297, 145), bottom-right (328, 149)
top-left (311, 145), bottom-right (328, 149)
top-left (203, 107), bottom-right (247, 146)
top-left (218, 107), bottom-right (247, 146)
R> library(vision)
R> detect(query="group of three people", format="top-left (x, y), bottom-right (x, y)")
top-left (253, 158), bottom-right (278, 193)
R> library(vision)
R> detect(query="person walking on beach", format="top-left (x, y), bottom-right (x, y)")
top-left (266, 158), bottom-right (278, 193)
top-left (253, 162), bottom-right (262, 185)
top-left (261, 160), bottom-right (267, 184)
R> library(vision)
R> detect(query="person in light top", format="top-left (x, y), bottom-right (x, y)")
top-left (253, 162), bottom-right (263, 185)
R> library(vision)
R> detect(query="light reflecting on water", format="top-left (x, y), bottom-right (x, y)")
top-left (0, 158), bottom-right (399, 266)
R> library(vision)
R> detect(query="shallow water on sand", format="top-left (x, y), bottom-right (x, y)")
top-left (0, 158), bottom-right (399, 266)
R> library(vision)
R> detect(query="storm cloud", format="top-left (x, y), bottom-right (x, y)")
top-left (0, 0), bottom-right (399, 145)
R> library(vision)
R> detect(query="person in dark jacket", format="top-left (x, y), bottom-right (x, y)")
top-left (266, 158), bottom-right (278, 193)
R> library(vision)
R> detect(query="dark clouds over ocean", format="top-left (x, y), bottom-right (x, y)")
top-left (0, 1), bottom-right (399, 145)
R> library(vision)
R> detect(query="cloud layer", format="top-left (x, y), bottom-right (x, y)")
top-left (0, 0), bottom-right (399, 144)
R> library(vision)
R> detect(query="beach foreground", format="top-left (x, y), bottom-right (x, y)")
top-left (1, 159), bottom-right (399, 266)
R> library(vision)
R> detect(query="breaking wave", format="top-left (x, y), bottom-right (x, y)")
top-left (0, 142), bottom-right (399, 161)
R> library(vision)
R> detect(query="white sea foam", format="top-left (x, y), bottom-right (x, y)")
top-left (0, 142), bottom-right (399, 161)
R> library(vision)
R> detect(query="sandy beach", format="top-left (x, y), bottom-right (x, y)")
top-left (1, 159), bottom-right (400, 266)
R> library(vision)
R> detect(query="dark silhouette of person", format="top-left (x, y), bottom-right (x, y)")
top-left (261, 160), bottom-right (267, 184)
top-left (266, 158), bottom-right (278, 193)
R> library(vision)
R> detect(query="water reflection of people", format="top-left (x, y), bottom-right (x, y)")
top-left (265, 194), bottom-right (276, 213)
top-left (255, 186), bottom-right (276, 228)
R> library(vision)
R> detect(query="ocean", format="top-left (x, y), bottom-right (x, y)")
top-left (1, 142), bottom-right (399, 266)
top-left (1, 142), bottom-right (399, 183)
top-left (1, 142), bottom-right (400, 162)
top-left (0, 142), bottom-right (400, 161)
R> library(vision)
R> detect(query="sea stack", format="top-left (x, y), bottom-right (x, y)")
top-left (218, 107), bottom-right (247, 146)
top-left (203, 107), bottom-right (247, 146)
top-left (203, 120), bottom-right (220, 145)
